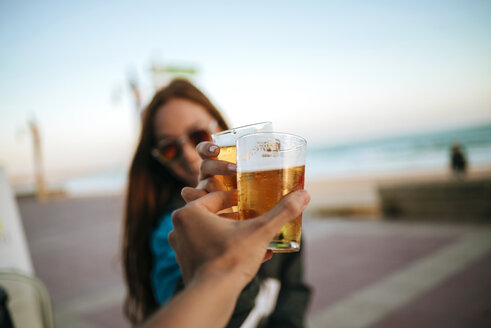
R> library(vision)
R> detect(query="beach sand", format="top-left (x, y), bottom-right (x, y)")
top-left (305, 164), bottom-right (491, 216)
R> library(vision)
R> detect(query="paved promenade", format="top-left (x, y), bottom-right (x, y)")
top-left (18, 195), bottom-right (491, 327)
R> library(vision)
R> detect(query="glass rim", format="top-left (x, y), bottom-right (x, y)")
top-left (212, 121), bottom-right (272, 138)
top-left (238, 131), bottom-right (306, 143)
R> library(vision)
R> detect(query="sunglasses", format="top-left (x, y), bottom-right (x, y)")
top-left (152, 120), bottom-right (217, 163)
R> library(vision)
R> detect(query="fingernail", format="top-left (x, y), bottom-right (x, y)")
top-left (301, 190), bottom-right (310, 205)
top-left (209, 145), bottom-right (219, 153)
top-left (228, 163), bottom-right (237, 172)
top-left (296, 190), bottom-right (309, 205)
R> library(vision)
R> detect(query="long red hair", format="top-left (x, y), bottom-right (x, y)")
top-left (122, 79), bottom-right (229, 325)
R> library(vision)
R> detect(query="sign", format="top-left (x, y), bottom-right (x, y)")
top-left (0, 167), bottom-right (34, 274)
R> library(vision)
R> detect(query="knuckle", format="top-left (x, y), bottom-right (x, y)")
top-left (168, 230), bottom-right (176, 248)
top-left (199, 159), bottom-right (209, 172)
top-left (186, 202), bottom-right (201, 213)
top-left (172, 203), bottom-right (199, 227)
top-left (171, 208), bottom-right (185, 227)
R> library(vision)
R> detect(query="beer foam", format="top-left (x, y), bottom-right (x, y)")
top-left (237, 134), bottom-right (306, 172)
top-left (212, 122), bottom-right (272, 147)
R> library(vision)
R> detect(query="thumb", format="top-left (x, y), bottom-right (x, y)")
top-left (255, 190), bottom-right (310, 239)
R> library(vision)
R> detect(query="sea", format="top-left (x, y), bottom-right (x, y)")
top-left (62, 123), bottom-right (491, 196)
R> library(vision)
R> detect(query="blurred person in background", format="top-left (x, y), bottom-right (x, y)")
top-left (450, 142), bottom-right (467, 179)
top-left (122, 79), bottom-right (311, 327)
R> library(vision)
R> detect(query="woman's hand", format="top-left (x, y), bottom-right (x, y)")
top-left (182, 141), bottom-right (237, 203)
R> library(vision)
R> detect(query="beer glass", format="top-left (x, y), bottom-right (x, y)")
top-left (237, 132), bottom-right (306, 253)
top-left (212, 122), bottom-right (272, 191)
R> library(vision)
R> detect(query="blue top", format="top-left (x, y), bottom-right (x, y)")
top-left (150, 212), bottom-right (182, 305)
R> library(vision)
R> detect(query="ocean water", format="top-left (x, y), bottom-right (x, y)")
top-left (63, 123), bottom-right (491, 195)
top-left (307, 123), bottom-right (491, 178)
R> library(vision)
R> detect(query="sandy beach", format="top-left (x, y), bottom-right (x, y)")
top-left (305, 164), bottom-right (491, 216)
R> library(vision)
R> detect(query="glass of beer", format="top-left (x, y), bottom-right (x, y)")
top-left (237, 132), bottom-right (306, 253)
top-left (211, 122), bottom-right (272, 191)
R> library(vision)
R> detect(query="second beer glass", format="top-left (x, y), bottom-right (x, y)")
top-left (212, 122), bottom-right (272, 191)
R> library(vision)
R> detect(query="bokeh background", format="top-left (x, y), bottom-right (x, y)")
top-left (1, 1), bottom-right (490, 327)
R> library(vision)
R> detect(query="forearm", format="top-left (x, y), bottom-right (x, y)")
top-left (141, 271), bottom-right (243, 328)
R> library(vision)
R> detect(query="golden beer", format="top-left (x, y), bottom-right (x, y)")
top-left (238, 165), bottom-right (305, 252)
top-left (216, 145), bottom-right (237, 190)
top-left (213, 122), bottom-right (273, 216)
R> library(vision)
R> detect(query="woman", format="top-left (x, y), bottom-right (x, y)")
top-left (122, 79), bottom-right (310, 327)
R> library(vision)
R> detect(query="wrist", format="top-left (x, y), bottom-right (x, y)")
top-left (191, 262), bottom-right (248, 297)
top-left (142, 263), bottom-right (247, 328)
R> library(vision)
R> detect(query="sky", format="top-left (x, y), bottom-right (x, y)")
top-left (1, 0), bottom-right (490, 180)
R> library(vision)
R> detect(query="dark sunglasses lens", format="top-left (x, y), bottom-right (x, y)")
top-left (159, 143), bottom-right (179, 161)
top-left (189, 130), bottom-right (211, 146)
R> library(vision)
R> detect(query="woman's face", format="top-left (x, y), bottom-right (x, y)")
top-left (154, 98), bottom-right (219, 187)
